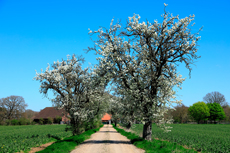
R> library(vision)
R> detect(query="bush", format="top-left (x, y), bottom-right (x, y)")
top-left (54, 116), bottom-right (62, 124)
top-left (47, 117), bottom-right (53, 124)
top-left (84, 119), bottom-right (102, 131)
top-left (5, 119), bottom-right (11, 125)
top-left (11, 119), bottom-right (19, 125)
top-left (0, 120), bottom-right (5, 125)
top-left (39, 118), bottom-right (44, 125)
top-left (18, 118), bottom-right (28, 125)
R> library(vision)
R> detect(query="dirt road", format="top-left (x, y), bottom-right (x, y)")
top-left (71, 124), bottom-right (145, 153)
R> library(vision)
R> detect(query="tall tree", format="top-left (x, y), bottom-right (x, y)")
top-left (87, 3), bottom-right (202, 140)
top-left (171, 104), bottom-right (189, 123)
top-left (34, 54), bottom-right (108, 135)
top-left (203, 91), bottom-right (227, 107)
top-left (188, 101), bottom-right (210, 124)
top-left (0, 96), bottom-right (28, 120)
top-left (207, 102), bottom-right (226, 124)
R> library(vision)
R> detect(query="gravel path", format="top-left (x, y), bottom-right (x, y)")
top-left (71, 124), bottom-right (145, 153)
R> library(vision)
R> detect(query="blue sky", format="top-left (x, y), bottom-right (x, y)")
top-left (0, 0), bottom-right (230, 112)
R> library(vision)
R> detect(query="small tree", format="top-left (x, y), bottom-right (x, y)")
top-left (207, 102), bottom-right (226, 124)
top-left (39, 118), bottom-right (44, 125)
top-left (188, 101), bottom-right (210, 124)
top-left (47, 117), bottom-right (53, 124)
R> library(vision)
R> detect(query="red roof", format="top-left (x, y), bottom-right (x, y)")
top-left (101, 113), bottom-right (111, 121)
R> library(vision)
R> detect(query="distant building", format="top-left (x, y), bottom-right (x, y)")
top-left (101, 113), bottom-right (111, 124)
top-left (33, 107), bottom-right (69, 124)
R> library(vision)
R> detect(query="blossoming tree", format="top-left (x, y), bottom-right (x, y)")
top-left (108, 96), bottom-right (122, 127)
top-left (86, 4), bottom-right (202, 140)
top-left (34, 54), bottom-right (108, 135)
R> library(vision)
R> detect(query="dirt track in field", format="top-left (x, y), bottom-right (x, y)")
top-left (70, 124), bottom-right (145, 153)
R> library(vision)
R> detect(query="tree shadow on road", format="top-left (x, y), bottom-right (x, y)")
top-left (81, 140), bottom-right (132, 144)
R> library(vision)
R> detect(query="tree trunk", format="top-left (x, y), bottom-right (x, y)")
top-left (114, 120), bottom-right (117, 127)
top-left (71, 118), bottom-right (76, 136)
top-left (126, 122), bottom-right (131, 130)
top-left (71, 117), bottom-right (80, 136)
top-left (142, 121), bottom-right (152, 140)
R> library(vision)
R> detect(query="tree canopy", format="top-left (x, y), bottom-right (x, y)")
top-left (34, 54), bottom-right (109, 135)
top-left (203, 91), bottom-right (228, 107)
top-left (87, 3), bottom-right (202, 140)
top-left (33, 3), bottom-right (203, 140)
top-left (207, 102), bottom-right (226, 123)
top-left (0, 95), bottom-right (28, 120)
top-left (171, 104), bottom-right (189, 123)
top-left (188, 101), bottom-right (210, 124)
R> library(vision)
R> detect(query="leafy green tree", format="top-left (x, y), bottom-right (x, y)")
top-left (188, 101), bottom-right (210, 124)
top-left (207, 102), bottom-right (226, 124)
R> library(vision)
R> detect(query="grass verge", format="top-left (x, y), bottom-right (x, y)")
top-left (112, 124), bottom-right (198, 153)
top-left (36, 125), bottom-right (103, 153)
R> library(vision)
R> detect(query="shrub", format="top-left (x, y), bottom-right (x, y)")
top-left (5, 119), bottom-right (11, 125)
top-left (11, 119), bottom-right (19, 125)
top-left (54, 116), bottom-right (62, 124)
top-left (0, 120), bottom-right (5, 125)
top-left (39, 118), bottom-right (44, 125)
top-left (18, 118), bottom-right (28, 125)
top-left (47, 117), bottom-right (53, 124)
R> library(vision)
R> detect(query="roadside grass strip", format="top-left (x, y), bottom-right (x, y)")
top-left (37, 125), bottom-right (103, 153)
top-left (112, 124), bottom-right (197, 153)
top-left (131, 124), bottom-right (230, 153)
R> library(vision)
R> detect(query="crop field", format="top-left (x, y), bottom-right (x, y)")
top-left (131, 124), bottom-right (230, 153)
top-left (0, 125), bottom-right (72, 153)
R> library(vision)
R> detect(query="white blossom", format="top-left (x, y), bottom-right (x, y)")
top-left (86, 3), bottom-right (201, 140)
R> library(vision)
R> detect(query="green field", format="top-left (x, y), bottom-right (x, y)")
top-left (130, 124), bottom-right (230, 153)
top-left (0, 125), bottom-right (72, 153)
